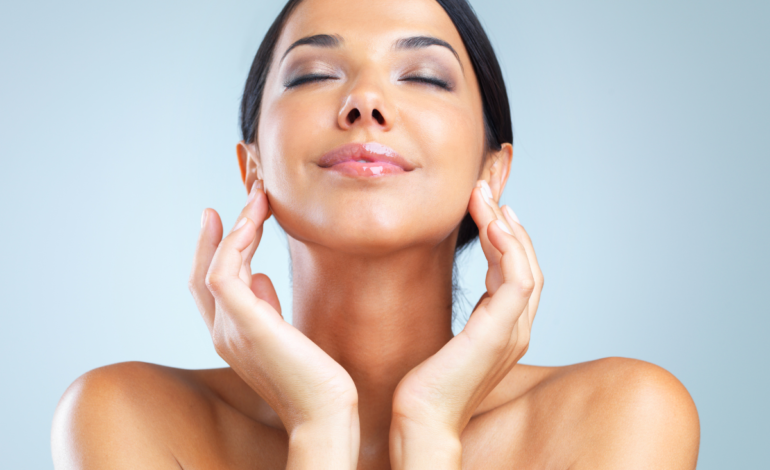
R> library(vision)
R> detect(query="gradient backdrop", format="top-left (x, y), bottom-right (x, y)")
top-left (1, 0), bottom-right (768, 468)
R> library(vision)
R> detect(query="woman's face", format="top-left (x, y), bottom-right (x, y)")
top-left (246, 0), bottom-right (495, 255)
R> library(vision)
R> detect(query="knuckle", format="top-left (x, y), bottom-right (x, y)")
top-left (204, 272), bottom-right (225, 293)
top-left (518, 277), bottom-right (536, 295)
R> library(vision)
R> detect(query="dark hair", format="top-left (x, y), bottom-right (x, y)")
top-left (240, 0), bottom-right (512, 253)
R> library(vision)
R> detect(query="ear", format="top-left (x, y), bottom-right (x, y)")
top-left (479, 143), bottom-right (513, 203)
top-left (236, 141), bottom-right (262, 194)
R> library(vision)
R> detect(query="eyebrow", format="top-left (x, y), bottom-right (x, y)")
top-left (281, 34), bottom-right (342, 62)
top-left (280, 34), bottom-right (463, 71)
top-left (393, 36), bottom-right (463, 71)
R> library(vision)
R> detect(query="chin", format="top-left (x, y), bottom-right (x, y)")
top-left (277, 208), bottom-right (459, 257)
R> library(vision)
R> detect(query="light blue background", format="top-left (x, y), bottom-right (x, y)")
top-left (1, 0), bottom-right (768, 468)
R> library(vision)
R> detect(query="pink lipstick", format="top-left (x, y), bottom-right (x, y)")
top-left (317, 142), bottom-right (415, 177)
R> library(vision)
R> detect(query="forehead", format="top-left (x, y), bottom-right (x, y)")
top-left (277, 0), bottom-right (470, 63)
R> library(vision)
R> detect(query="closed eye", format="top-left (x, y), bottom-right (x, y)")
top-left (400, 75), bottom-right (452, 91)
top-left (284, 74), bottom-right (338, 88)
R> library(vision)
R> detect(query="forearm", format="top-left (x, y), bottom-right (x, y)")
top-left (389, 418), bottom-right (462, 470)
top-left (286, 409), bottom-right (360, 470)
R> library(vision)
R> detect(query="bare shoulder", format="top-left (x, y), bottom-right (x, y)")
top-left (465, 358), bottom-right (700, 469)
top-left (51, 362), bottom-right (287, 470)
top-left (552, 357), bottom-right (700, 469)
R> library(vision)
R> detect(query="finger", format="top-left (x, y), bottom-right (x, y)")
top-left (483, 219), bottom-right (535, 327)
top-left (190, 208), bottom-right (223, 332)
top-left (479, 179), bottom-right (514, 233)
top-left (205, 217), bottom-right (279, 328)
top-left (460, 218), bottom-right (532, 366)
top-left (232, 181), bottom-right (271, 279)
top-left (479, 180), bottom-right (522, 251)
top-left (468, 181), bottom-right (513, 293)
top-left (500, 206), bottom-right (543, 325)
top-left (207, 215), bottom-right (259, 289)
top-left (251, 273), bottom-right (282, 316)
top-left (468, 185), bottom-right (502, 266)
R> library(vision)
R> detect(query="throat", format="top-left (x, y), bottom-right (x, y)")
top-left (288, 238), bottom-right (456, 448)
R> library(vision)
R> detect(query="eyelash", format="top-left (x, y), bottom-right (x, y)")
top-left (284, 74), bottom-right (452, 91)
top-left (400, 76), bottom-right (452, 91)
top-left (284, 74), bottom-right (338, 88)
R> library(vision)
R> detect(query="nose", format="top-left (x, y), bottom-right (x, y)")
top-left (337, 73), bottom-right (393, 132)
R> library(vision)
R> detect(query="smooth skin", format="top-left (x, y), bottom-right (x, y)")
top-left (51, 0), bottom-right (700, 468)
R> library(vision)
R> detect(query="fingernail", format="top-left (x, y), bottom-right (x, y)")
top-left (232, 217), bottom-right (248, 232)
top-left (495, 219), bottom-right (513, 235)
top-left (200, 209), bottom-right (208, 229)
top-left (503, 205), bottom-right (521, 225)
top-left (479, 180), bottom-right (494, 206)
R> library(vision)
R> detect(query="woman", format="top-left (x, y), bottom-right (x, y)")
top-left (51, 0), bottom-right (700, 468)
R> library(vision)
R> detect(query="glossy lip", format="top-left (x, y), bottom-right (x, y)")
top-left (317, 142), bottom-right (416, 174)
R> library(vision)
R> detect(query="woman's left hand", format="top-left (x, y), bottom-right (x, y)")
top-left (390, 180), bottom-right (544, 469)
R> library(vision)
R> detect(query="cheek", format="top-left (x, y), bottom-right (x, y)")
top-left (402, 94), bottom-right (484, 178)
top-left (401, 95), bottom-right (486, 216)
top-left (258, 93), bottom-right (336, 176)
top-left (257, 92), bottom-right (339, 216)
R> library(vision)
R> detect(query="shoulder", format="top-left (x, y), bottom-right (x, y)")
top-left (567, 357), bottom-right (700, 469)
top-left (550, 357), bottom-right (700, 433)
top-left (530, 358), bottom-right (700, 469)
top-left (540, 356), bottom-right (697, 404)
top-left (51, 361), bottom-right (216, 422)
top-left (52, 362), bottom-right (287, 469)
top-left (51, 362), bottom-right (213, 468)
top-left (467, 358), bottom-right (699, 469)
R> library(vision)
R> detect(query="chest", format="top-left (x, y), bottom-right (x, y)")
top-left (175, 394), bottom-right (577, 470)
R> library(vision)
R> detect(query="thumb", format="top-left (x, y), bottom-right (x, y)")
top-left (240, 184), bottom-right (271, 270)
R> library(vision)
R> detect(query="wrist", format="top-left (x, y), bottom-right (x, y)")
top-left (287, 408), bottom-right (360, 470)
top-left (389, 417), bottom-right (462, 470)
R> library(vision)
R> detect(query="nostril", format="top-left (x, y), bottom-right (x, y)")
top-left (372, 109), bottom-right (385, 126)
top-left (347, 108), bottom-right (361, 124)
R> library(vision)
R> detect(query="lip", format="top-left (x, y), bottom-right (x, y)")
top-left (317, 142), bottom-right (416, 177)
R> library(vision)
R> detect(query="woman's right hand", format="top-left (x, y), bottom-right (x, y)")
top-left (189, 181), bottom-right (359, 469)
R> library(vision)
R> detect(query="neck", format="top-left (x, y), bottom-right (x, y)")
top-left (289, 238), bottom-right (456, 465)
